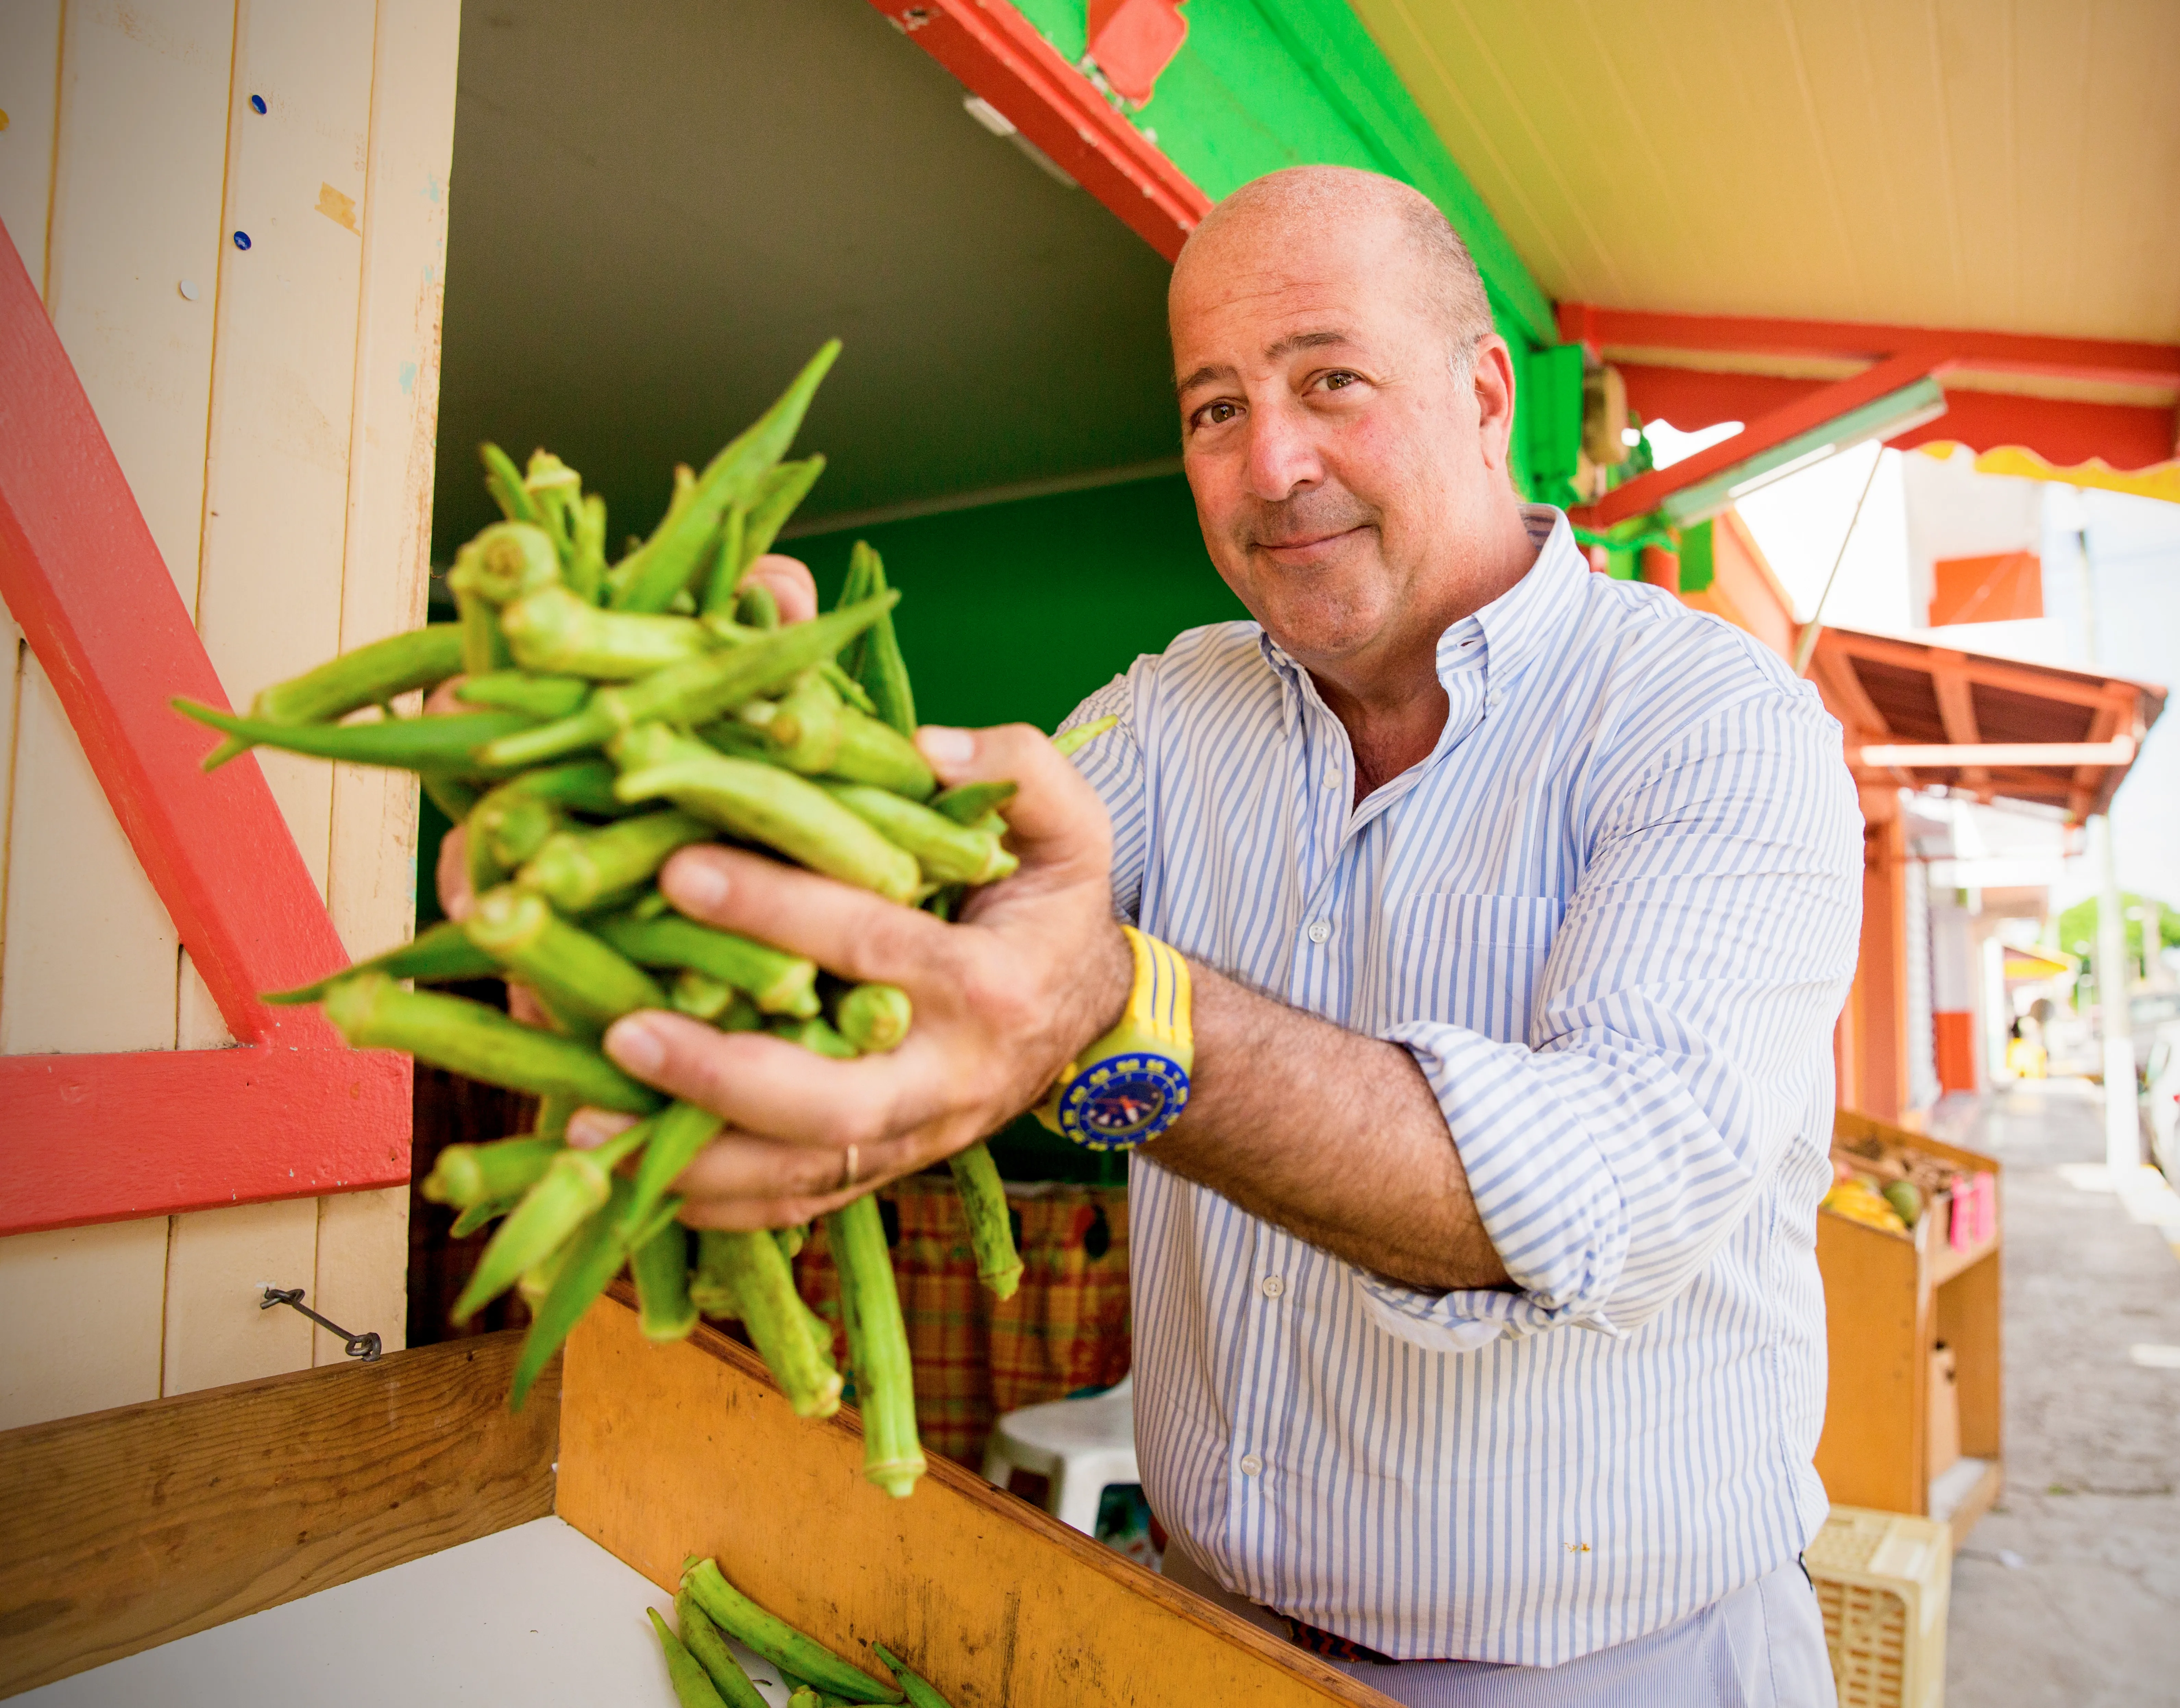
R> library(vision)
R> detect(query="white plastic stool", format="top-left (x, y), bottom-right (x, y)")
top-left (982, 1374), bottom-right (1137, 1535)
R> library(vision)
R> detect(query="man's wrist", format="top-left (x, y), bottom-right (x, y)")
top-left (1069, 922), bottom-right (1137, 1065)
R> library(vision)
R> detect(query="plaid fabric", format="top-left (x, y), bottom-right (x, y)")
top-left (794, 1172), bottom-right (1131, 1467)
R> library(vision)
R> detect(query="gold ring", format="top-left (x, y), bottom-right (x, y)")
top-left (839, 1144), bottom-right (859, 1192)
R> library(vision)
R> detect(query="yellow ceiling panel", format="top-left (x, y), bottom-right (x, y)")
top-left (1350, 0), bottom-right (2180, 341)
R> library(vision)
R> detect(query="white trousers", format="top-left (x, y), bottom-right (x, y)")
top-left (1161, 1549), bottom-right (1836, 1708)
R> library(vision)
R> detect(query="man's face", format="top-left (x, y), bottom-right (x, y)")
top-left (1171, 216), bottom-right (1509, 671)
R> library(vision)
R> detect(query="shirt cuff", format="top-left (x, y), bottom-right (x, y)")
top-left (1354, 1270), bottom-right (1625, 1353)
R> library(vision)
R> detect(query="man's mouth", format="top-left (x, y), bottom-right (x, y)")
top-left (1253, 524), bottom-right (1367, 559)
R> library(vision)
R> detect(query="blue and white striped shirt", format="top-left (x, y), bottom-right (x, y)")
top-left (1064, 508), bottom-right (1862, 1667)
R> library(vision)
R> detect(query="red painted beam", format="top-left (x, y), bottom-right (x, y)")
top-left (0, 1049), bottom-right (410, 1236)
top-left (1575, 347), bottom-right (1946, 530)
top-left (0, 223), bottom-right (343, 1048)
top-left (0, 217), bottom-right (411, 1236)
top-left (1560, 302), bottom-right (2180, 391)
top-left (867, 0), bottom-right (1210, 261)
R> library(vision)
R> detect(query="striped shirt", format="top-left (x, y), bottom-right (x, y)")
top-left (1063, 507), bottom-right (1863, 1667)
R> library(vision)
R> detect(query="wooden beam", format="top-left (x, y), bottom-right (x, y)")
top-left (1929, 650), bottom-right (1989, 790)
top-left (1828, 630), bottom-right (2141, 714)
top-left (0, 1332), bottom-right (559, 1696)
top-left (1860, 740), bottom-right (2135, 768)
top-left (1808, 639), bottom-right (1890, 742)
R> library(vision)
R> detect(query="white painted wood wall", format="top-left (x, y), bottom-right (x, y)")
top-left (0, 0), bottom-right (459, 1429)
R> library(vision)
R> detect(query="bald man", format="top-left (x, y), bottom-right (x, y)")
top-left (589, 166), bottom-right (1862, 1704)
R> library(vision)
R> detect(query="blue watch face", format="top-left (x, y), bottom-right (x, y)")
top-left (1058, 1053), bottom-right (1191, 1151)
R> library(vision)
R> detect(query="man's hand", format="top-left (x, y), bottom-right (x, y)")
top-left (576, 722), bottom-right (1133, 1228)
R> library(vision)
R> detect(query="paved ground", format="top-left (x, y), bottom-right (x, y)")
top-left (1928, 1082), bottom-right (2180, 1706)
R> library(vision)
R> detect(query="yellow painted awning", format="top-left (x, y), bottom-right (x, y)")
top-left (1919, 442), bottom-right (2180, 506)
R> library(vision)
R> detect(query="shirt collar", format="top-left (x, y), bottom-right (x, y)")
top-left (1257, 504), bottom-right (1588, 699)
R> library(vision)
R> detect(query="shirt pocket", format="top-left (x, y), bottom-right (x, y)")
top-left (1394, 891), bottom-right (1564, 1044)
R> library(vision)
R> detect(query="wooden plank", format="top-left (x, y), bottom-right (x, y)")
top-left (0, 1218), bottom-right (168, 1432)
top-left (0, 1329), bottom-right (560, 1697)
top-left (310, 1186), bottom-right (410, 1366)
top-left (1935, 1247), bottom-right (2002, 1463)
top-left (160, 1198), bottom-right (318, 1398)
top-left (559, 1294), bottom-right (1395, 1708)
top-left (0, 1), bottom-right (62, 294)
top-left (1814, 1210), bottom-right (1929, 1515)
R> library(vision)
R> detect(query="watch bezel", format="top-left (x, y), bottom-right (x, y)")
top-left (1055, 1051), bottom-right (1191, 1151)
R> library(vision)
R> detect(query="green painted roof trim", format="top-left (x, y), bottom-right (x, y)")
top-left (1006, 0), bottom-right (1557, 350)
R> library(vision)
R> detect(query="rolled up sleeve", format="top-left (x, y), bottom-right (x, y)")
top-left (1361, 687), bottom-right (1862, 1346)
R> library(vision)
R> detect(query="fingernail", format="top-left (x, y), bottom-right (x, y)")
top-left (567, 1109), bottom-right (632, 1150)
top-left (605, 1015), bottom-right (666, 1075)
top-left (918, 726), bottom-right (974, 766)
top-left (667, 857), bottom-right (728, 912)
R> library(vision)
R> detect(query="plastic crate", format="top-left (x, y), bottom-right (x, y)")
top-left (1807, 1505), bottom-right (1951, 1708)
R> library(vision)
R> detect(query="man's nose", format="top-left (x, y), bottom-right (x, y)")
top-left (1242, 398), bottom-right (1322, 503)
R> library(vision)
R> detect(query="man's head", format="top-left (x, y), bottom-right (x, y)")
top-left (1171, 166), bottom-right (1528, 683)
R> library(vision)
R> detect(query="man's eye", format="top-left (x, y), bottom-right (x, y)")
top-left (1196, 401), bottom-right (1239, 427)
top-left (1323, 371), bottom-right (1358, 391)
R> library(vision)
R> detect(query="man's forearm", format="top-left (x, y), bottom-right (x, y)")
top-left (1148, 956), bottom-right (1511, 1293)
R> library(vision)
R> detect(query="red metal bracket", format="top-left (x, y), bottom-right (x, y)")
top-left (0, 221), bottom-right (408, 1236)
top-left (869, 0), bottom-right (1210, 260)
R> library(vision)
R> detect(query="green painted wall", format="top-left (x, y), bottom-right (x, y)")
top-left (789, 472), bottom-right (1246, 733)
top-left (1009, 0), bottom-right (1555, 351)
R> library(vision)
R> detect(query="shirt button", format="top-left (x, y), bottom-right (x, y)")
top-left (1322, 770), bottom-right (1340, 790)
top-left (1306, 919), bottom-right (1331, 944)
top-left (1486, 690), bottom-right (1505, 709)
top-left (1239, 1454), bottom-right (1264, 1477)
top-left (1259, 1274), bottom-right (1285, 1299)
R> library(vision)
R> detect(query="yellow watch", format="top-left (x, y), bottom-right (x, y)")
top-left (1034, 925), bottom-right (1194, 1151)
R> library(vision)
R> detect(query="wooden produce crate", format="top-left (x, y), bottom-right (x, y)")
top-left (0, 1294), bottom-right (1393, 1706)
top-left (1816, 1110), bottom-right (2003, 1538)
top-left (1807, 1505), bottom-right (1952, 1708)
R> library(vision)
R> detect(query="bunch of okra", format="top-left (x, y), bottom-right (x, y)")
top-left (174, 342), bottom-right (1093, 1501)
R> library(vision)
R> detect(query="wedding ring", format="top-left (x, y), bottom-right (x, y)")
top-left (839, 1143), bottom-right (860, 1192)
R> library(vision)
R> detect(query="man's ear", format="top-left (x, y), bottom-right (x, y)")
top-left (1470, 335), bottom-right (1518, 476)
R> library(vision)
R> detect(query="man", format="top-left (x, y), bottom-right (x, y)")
top-left (573, 166), bottom-right (1863, 1702)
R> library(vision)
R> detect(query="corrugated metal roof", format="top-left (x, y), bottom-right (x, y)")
top-left (1350, 0), bottom-right (2180, 343)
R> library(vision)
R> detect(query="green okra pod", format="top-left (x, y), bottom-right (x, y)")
top-left (453, 1117), bottom-right (650, 1322)
top-left (770, 1015), bottom-right (856, 1059)
top-left (612, 342), bottom-right (841, 613)
top-left (872, 1646), bottom-right (958, 1708)
top-left (507, 1178), bottom-right (671, 1409)
top-left (928, 779), bottom-right (1017, 825)
top-left (534, 1093), bottom-right (579, 1143)
top-left (199, 623), bottom-right (467, 767)
top-left (822, 705), bottom-right (936, 800)
top-left (523, 450), bottom-right (582, 561)
top-left (707, 1229), bottom-right (843, 1418)
top-left (494, 757), bottom-right (627, 817)
top-left (680, 1559), bottom-right (901, 1704)
top-left (699, 504), bottom-right (748, 618)
top-left (787, 1690), bottom-right (823, 1708)
top-left (675, 1592), bottom-right (771, 1708)
top-left (456, 585), bottom-right (511, 679)
top-left (734, 581), bottom-right (780, 631)
top-left (832, 983), bottom-right (911, 1054)
top-left (516, 809), bottom-right (713, 914)
top-left (462, 886), bottom-right (667, 1043)
top-left (454, 670), bottom-right (591, 719)
top-left (265, 918), bottom-right (498, 1005)
top-left (689, 1227), bottom-right (739, 1318)
top-left (474, 790), bottom-right (565, 875)
top-left (590, 912), bottom-right (820, 1018)
top-left (1052, 713), bottom-right (1119, 758)
top-left (737, 672), bottom-right (841, 773)
top-left (840, 541), bottom-right (916, 740)
top-left (420, 771), bottom-right (481, 821)
top-left (827, 1193), bottom-right (926, 1499)
top-left (740, 454), bottom-right (826, 567)
top-left (480, 443), bottom-right (544, 526)
top-left (502, 586), bottom-right (717, 680)
top-left (448, 521), bottom-right (561, 606)
top-left (671, 969), bottom-right (761, 1030)
top-left (420, 1133), bottom-right (562, 1210)
top-left (820, 782), bottom-right (1016, 887)
top-left (174, 700), bottom-right (537, 777)
top-left (614, 734), bottom-right (920, 904)
top-left (947, 1142), bottom-right (1022, 1301)
top-left (621, 1099), bottom-right (727, 1241)
top-left (322, 973), bottom-right (662, 1112)
top-left (649, 1607), bottom-right (731, 1708)
top-left (774, 1221), bottom-right (808, 1261)
top-left (475, 593), bottom-right (899, 770)
top-left (568, 490), bottom-right (608, 603)
top-left (633, 1218), bottom-right (698, 1342)
top-left (449, 1195), bottom-right (517, 1239)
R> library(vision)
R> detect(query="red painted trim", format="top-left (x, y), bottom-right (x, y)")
top-left (0, 219), bottom-right (407, 1235)
top-left (0, 1049), bottom-right (411, 1236)
top-left (1559, 303), bottom-right (2180, 391)
top-left (868, 0), bottom-right (1210, 261)
top-left (1575, 347), bottom-right (1946, 529)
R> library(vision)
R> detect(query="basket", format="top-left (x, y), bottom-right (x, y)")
top-left (1807, 1505), bottom-right (1951, 1708)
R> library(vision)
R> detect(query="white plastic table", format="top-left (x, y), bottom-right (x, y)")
top-left (21, 1516), bottom-right (804, 1707)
